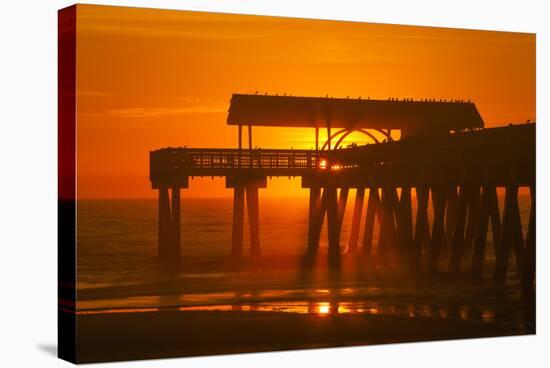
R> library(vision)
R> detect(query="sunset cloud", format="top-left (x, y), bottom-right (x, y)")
top-left (106, 104), bottom-right (227, 119)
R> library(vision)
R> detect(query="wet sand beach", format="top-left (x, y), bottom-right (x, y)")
top-left (76, 308), bottom-right (531, 363)
top-left (73, 264), bottom-right (535, 363)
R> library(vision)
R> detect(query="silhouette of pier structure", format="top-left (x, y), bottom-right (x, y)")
top-left (150, 94), bottom-right (535, 292)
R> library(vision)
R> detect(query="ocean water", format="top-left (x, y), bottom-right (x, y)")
top-left (76, 195), bottom-right (534, 330)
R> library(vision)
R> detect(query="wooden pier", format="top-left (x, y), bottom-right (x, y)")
top-left (150, 94), bottom-right (535, 292)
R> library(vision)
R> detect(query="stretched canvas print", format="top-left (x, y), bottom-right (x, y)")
top-left (58, 4), bottom-right (536, 363)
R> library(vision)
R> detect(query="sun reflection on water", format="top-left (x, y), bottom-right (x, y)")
top-left (318, 303), bottom-right (331, 315)
top-left (78, 300), bottom-right (501, 326)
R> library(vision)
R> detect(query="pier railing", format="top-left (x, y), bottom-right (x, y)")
top-left (150, 148), bottom-right (326, 186)
top-left (152, 148), bottom-right (320, 169)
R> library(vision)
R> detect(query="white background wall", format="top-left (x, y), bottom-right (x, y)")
top-left (0, 0), bottom-right (547, 367)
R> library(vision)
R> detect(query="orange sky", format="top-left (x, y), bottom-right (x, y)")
top-left (75, 4), bottom-right (535, 199)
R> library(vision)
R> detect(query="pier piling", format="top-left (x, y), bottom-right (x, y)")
top-left (348, 187), bottom-right (365, 253)
top-left (158, 186), bottom-right (182, 268)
